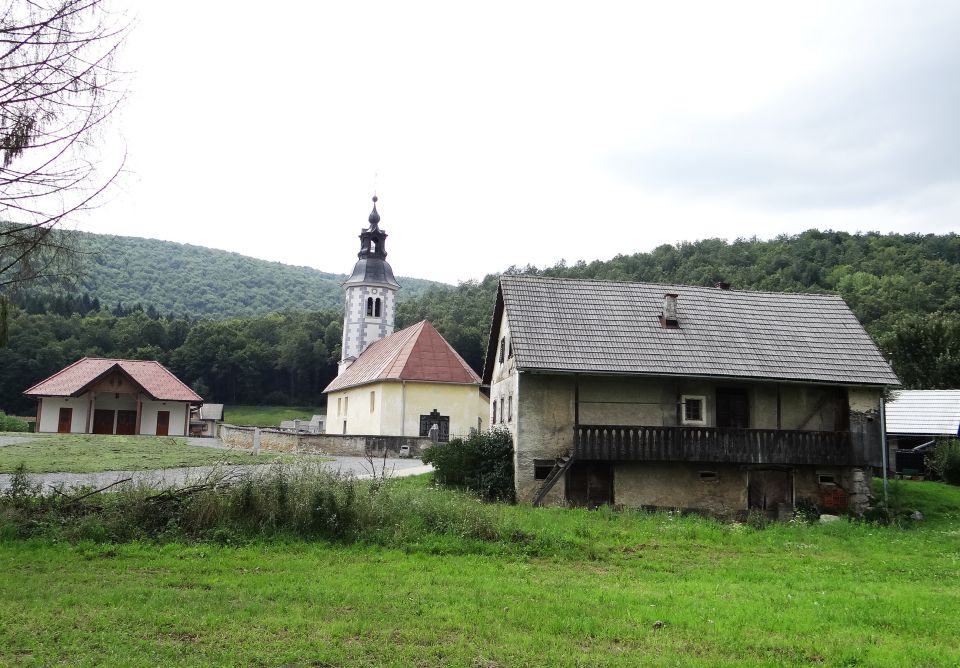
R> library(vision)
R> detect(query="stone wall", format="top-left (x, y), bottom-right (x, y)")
top-left (219, 424), bottom-right (431, 457)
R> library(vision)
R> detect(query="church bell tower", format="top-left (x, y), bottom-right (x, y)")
top-left (338, 196), bottom-right (400, 374)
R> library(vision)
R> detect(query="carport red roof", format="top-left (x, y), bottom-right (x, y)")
top-left (324, 320), bottom-right (481, 393)
top-left (23, 358), bottom-right (202, 402)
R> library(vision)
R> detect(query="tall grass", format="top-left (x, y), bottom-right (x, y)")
top-left (0, 464), bottom-right (508, 550)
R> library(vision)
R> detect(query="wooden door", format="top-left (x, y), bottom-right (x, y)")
top-left (156, 411), bottom-right (170, 436)
top-left (567, 463), bottom-right (614, 508)
top-left (748, 469), bottom-right (793, 513)
top-left (57, 407), bottom-right (73, 433)
top-left (717, 388), bottom-right (750, 428)
top-left (116, 410), bottom-right (137, 435)
top-left (93, 409), bottom-right (115, 434)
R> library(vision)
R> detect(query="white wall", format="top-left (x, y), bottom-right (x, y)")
top-left (37, 396), bottom-right (89, 433)
top-left (139, 401), bottom-right (189, 436)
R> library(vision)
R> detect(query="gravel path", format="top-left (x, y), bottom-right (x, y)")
top-left (0, 456), bottom-right (432, 492)
top-left (0, 436), bottom-right (34, 448)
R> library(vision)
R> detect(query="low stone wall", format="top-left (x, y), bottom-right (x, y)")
top-left (219, 424), bottom-right (432, 457)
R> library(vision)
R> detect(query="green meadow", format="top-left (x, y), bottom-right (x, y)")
top-left (1, 476), bottom-right (958, 666)
top-left (222, 405), bottom-right (324, 427)
top-left (0, 434), bottom-right (281, 473)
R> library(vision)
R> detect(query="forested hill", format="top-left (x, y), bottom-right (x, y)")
top-left (2, 230), bottom-right (959, 416)
top-left (19, 231), bottom-right (446, 317)
top-left (397, 230), bottom-right (960, 389)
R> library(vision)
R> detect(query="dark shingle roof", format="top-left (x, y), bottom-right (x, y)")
top-left (493, 275), bottom-right (898, 386)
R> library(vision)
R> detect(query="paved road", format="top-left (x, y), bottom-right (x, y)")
top-left (0, 455), bottom-right (432, 493)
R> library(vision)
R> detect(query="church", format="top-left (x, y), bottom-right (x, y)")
top-left (323, 198), bottom-right (488, 441)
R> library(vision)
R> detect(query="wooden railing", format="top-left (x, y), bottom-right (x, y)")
top-left (575, 425), bottom-right (862, 466)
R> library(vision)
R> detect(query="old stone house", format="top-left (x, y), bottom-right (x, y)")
top-left (324, 197), bottom-right (488, 440)
top-left (483, 275), bottom-right (899, 517)
top-left (25, 357), bottom-right (202, 436)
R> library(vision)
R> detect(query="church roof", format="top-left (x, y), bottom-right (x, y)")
top-left (324, 320), bottom-right (481, 393)
top-left (24, 358), bottom-right (203, 402)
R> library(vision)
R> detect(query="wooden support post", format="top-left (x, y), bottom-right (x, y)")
top-left (253, 427), bottom-right (261, 455)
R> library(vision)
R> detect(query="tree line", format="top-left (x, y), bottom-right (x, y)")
top-left (3, 230), bottom-right (959, 416)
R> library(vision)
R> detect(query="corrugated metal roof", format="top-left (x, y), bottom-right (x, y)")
top-left (24, 358), bottom-right (203, 402)
top-left (491, 275), bottom-right (898, 386)
top-left (886, 390), bottom-right (960, 436)
top-left (324, 320), bottom-right (481, 393)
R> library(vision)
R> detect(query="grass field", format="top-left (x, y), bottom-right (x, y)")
top-left (0, 478), bottom-right (958, 666)
top-left (223, 405), bottom-right (324, 427)
top-left (0, 434), bottom-right (283, 473)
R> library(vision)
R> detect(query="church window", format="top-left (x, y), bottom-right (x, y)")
top-left (375, 298), bottom-right (382, 317)
top-left (337, 397), bottom-right (341, 416)
top-left (344, 396), bottom-right (349, 413)
top-left (366, 297), bottom-right (374, 316)
top-left (370, 391), bottom-right (376, 413)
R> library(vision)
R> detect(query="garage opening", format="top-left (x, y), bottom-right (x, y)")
top-left (567, 462), bottom-right (614, 509)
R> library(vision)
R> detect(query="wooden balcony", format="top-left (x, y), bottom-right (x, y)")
top-left (575, 424), bottom-right (865, 466)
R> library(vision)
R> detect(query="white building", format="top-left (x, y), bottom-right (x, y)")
top-left (24, 358), bottom-right (203, 436)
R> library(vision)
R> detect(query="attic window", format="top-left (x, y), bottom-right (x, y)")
top-left (681, 395), bottom-right (705, 425)
top-left (508, 338), bottom-right (513, 358)
top-left (499, 337), bottom-right (506, 363)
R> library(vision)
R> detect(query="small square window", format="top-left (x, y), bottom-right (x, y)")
top-left (818, 474), bottom-right (836, 486)
top-left (534, 460), bottom-right (555, 480)
top-left (699, 471), bottom-right (718, 482)
top-left (681, 395), bottom-right (706, 425)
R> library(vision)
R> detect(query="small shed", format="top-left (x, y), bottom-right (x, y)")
top-left (190, 403), bottom-right (224, 438)
top-left (886, 390), bottom-right (960, 472)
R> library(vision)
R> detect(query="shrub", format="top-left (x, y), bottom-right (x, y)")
top-left (927, 439), bottom-right (960, 486)
top-left (0, 411), bottom-right (30, 432)
top-left (422, 429), bottom-right (515, 502)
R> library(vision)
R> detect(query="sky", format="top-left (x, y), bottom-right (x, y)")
top-left (79, 1), bottom-right (960, 285)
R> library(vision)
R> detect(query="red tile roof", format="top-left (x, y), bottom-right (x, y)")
top-left (23, 358), bottom-right (203, 402)
top-left (324, 321), bottom-right (481, 393)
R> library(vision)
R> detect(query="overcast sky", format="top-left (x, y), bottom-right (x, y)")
top-left (81, 1), bottom-right (960, 285)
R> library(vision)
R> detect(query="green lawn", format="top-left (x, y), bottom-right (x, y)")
top-left (1, 479), bottom-right (959, 666)
top-left (0, 434), bottom-right (283, 473)
top-left (223, 404), bottom-right (324, 427)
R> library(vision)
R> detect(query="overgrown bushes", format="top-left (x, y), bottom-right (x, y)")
top-left (0, 411), bottom-right (29, 432)
top-left (928, 439), bottom-right (960, 485)
top-left (0, 463), bottom-right (506, 547)
top-left (421, 429), bottom-right (515, 502)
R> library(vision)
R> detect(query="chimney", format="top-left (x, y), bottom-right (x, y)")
top-left (715, 281), bottom-right (731, 290)
top-left (662, 293), bottom-right (679, 328)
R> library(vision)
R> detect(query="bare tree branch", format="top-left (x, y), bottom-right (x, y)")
top-left (0, 0), bottom-right (131, 309)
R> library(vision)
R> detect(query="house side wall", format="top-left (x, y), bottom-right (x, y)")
top-left (37, 396), bottom-right (90, 433)
top-left (576, 377), bottom-right (844, 430)
top-left (139, 401), bottom-right (189, 436)
top-left (514, 374), bottom-right (575, 504)
top-left (616, 463), bottom-right (748, 514)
